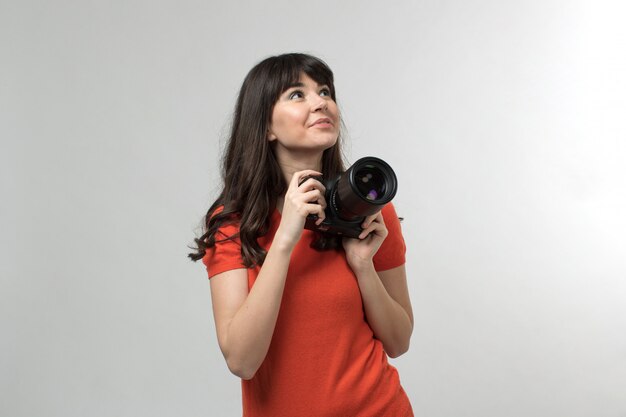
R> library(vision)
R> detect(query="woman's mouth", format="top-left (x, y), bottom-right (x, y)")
top-left (310, 118), bottom-right (333, 128)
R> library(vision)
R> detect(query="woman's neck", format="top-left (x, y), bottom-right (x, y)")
top-left (277, 154), bottom-right (323, 186)
top-left (274, 152), bottom-right (323, 214)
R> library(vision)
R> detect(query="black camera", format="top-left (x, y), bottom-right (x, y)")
top-left (302, 156), bottom-right (398, 238)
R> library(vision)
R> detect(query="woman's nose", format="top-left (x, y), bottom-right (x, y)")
top-left (311, 94), bottom-right (328, 112)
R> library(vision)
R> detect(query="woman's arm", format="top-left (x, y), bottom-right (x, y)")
top-left (210, 239), bottom-right (293, 380)
top-left (209, 171), bottom-right (327, 380)
top-left (342, 212), bottom-right (414, 358)
top-left (351, 264), bottom-right (413, 358)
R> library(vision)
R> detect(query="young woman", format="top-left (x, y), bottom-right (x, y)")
top-left (190, 53), bottom-right (414, 417)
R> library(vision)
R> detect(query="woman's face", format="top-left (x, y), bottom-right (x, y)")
top-left (268, 73), bottom-right (339, 159)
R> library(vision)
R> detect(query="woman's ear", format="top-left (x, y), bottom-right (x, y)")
top-left (267, 129), bottom-right (277, 141)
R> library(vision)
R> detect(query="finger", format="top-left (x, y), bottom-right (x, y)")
top-left (291, 170), bottom-right (323, 188)
top-left (358, 217), bottom-right (387, 240)
top-left (361, 211), bottom-right (382, 229)
top-left (303, 202), bottom-right (326, 223)
top-left (299, 189), bottom-right (327, 209)
top-left (298, 177), bottom-right (326, 195)
top-left (358, 223), bottom-right (377, 240)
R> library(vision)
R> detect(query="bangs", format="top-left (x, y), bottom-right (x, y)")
top-left (267, 54), bottom-right (336, 101)
top-left (238, 53), bottom-right (338, 132)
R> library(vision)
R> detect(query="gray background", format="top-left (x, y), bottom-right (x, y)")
top-left (2, 0), bottom-right (625, 416)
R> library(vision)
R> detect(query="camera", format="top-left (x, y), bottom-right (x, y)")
top-left (302, 156), bottom-right (398, 238)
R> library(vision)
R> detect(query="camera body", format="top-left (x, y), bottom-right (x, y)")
top-left (303, 156), bottom-right (398, 238)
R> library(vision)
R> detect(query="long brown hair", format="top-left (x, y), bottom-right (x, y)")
top-left (189, 53), bottom-right (346, 267)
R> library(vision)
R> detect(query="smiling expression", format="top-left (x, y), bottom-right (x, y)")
top-left (268, 73), bottom-right (340, 159)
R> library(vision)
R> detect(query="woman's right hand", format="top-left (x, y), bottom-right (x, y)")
top-left (274, 170), bottom-right (327, 250)
top-left (211, 170), bottom-right (325, 379)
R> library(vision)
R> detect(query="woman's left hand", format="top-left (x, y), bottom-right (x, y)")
top-left (342, 211), bottom-right (388, 272)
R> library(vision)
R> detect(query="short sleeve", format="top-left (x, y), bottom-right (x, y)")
top-left (372, 202), bottom-right (406, 271)
top-left (201, 214), bottom-right (247, 279)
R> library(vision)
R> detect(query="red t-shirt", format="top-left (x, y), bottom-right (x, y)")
top-left (203, 203), bottom-right (413, 417)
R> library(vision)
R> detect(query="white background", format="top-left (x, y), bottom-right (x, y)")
top-left (2, 0), bottom-right (625, 416)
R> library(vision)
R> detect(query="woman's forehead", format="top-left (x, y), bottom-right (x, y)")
top-left (287, 73), bottom-right (329, 89)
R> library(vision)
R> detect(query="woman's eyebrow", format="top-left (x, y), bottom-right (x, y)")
top-left (283, 82), bottom-right (329, 94)
top-left (286, 82), bottom-right (305, 89)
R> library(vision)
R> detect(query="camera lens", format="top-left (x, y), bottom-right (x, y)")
top-left (354, 166), bottom-right (387, 201)
top-left (332, 156), bottom-right (398, 220)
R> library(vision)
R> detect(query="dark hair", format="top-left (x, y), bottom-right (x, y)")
top-left (189, 53), bottom-right (345, 266)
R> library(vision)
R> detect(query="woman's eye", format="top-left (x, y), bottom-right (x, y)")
top-left (289, 90), bottom-right (304, 99)
top-left (320, 88), bottom-right (331, 97)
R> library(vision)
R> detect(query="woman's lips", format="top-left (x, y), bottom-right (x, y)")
top-left (310, 118), bottom-right (333, 128)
